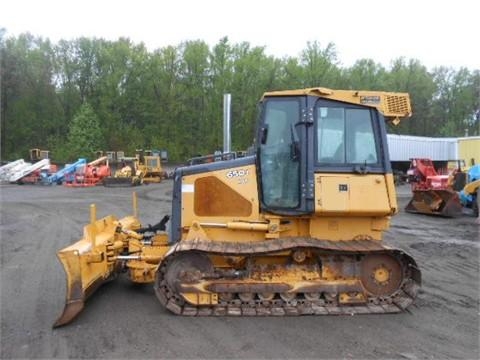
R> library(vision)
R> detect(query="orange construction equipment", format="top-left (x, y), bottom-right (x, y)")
top-left (405, 158), bottom-right (463, 217)
top-left (65, 156), bottom-right (111, 187)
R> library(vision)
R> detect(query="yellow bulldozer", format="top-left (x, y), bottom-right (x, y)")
top-left (136, 149), bottom-right (166, 183)
top-left (54, 87), bottom-right (421, 327)
top-left (103, 157), bottom-right (144, 187)
top-left (103, 150), bottom-right (165, 186)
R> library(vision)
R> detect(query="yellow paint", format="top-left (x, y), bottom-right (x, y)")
top-left (179, 168), bottom-right (396, 242)
top-left (138, 155), bottom-right (164, 183)
top-left (263, 87), bottom-right (411, 124)
top-left (182, 292), bottom-right (218, 305)
top-left (374, 267), bottom-right (390, 283)
top-left (56, 86), bottom-right (412, 326)
top-left (339, 292), bottom-right (365, 304)
top-left (55, 213), bottom-right (163, 325)
top-left (181, 164), bottom-right (260, 231)
top-left (314, 174), bottom-right (395, 216)
top-left (127, 260), bottom-right (158, 283)
top-left (458, 137), bottom-right (480, 166)
top-left (464, 179), bottom-right (480, 195)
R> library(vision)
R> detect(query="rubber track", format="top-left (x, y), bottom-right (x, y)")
top-left (154, 238), bottom-right (421, 316)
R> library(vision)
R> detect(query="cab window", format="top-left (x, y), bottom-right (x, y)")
top-left (316, 107), bottom-right (378, 164)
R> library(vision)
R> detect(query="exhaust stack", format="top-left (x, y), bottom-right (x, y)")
top-left (223, 93), bottom-right (231, 154)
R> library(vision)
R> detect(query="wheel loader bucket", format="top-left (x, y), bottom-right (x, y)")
top-left (405, 189), bottom-right (463, 217)
top-left (54, 212), bottom-right (121, 328)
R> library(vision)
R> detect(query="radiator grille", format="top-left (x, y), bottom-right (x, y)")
top-left (385, 94), bottom-right (411, 117)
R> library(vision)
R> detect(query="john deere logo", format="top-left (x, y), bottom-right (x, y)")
top-left (360, 96), bottom-right (381, 105)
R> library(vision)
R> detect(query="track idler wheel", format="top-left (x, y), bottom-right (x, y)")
top-left (164, 252), bottom-right (213, 294)
top-left (360, 253), bottom-right (403, 296)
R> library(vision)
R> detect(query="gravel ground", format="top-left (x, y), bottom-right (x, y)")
top-left (1, 181), bottom-right (479, 359)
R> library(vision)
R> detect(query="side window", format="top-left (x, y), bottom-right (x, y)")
top-left (317, 107), bottom-right (345, 163)
top-left (316, 107), bottom-right (378, 165)
top-left (346, 109), bottom-right (378, 164)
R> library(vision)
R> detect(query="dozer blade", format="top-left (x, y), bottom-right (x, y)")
top-left (103, 176), bottom-right (142, 187)
top-left (405, 189), bottom-right (463, 217)
top-left (103, 177), bottom-right (133, 187)
top-left (54, 250), bottom-right (88, 327)
top-left (54, 213), bottom-right (125, 328)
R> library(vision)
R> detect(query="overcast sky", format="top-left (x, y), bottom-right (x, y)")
top-left (1, 0), bottom-right (478, 70)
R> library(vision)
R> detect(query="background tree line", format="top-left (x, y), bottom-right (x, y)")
top-left (1, 31), bottom-right (479, 163)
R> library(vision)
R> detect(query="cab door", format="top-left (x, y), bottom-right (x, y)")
top-left (257, 96), bottom-right (312, 215)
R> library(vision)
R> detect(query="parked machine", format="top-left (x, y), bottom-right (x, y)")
top-left (17, 163), bottom-right (58, 184)
top-left (64, 156), bottom-right (111, 187)
top-left (1, 149), bottom-right (53, 184)
top-left (54, 87), bottom-right (421, 327)
top-left (103, 150), bottom-right (166, 186)
top-left (29, 148), bottom-right (50, 162)
top-left (44, 158), bottom-right (87, 185)
top-left (0, 159), bottom-right (27, 182)
top-left (458, 165), bottom-right (480, 217)
top-left (103, 157), bottom-right (144, 187)
top-left (405, 158), bottom-right (463, 217)
top-left (136, 149), bottom-right (166, 183)
top-left (8, 158), bottom-right (52, 184)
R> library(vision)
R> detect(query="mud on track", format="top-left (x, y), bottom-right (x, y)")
top-left (1, 182), bottom-right (479, 359)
